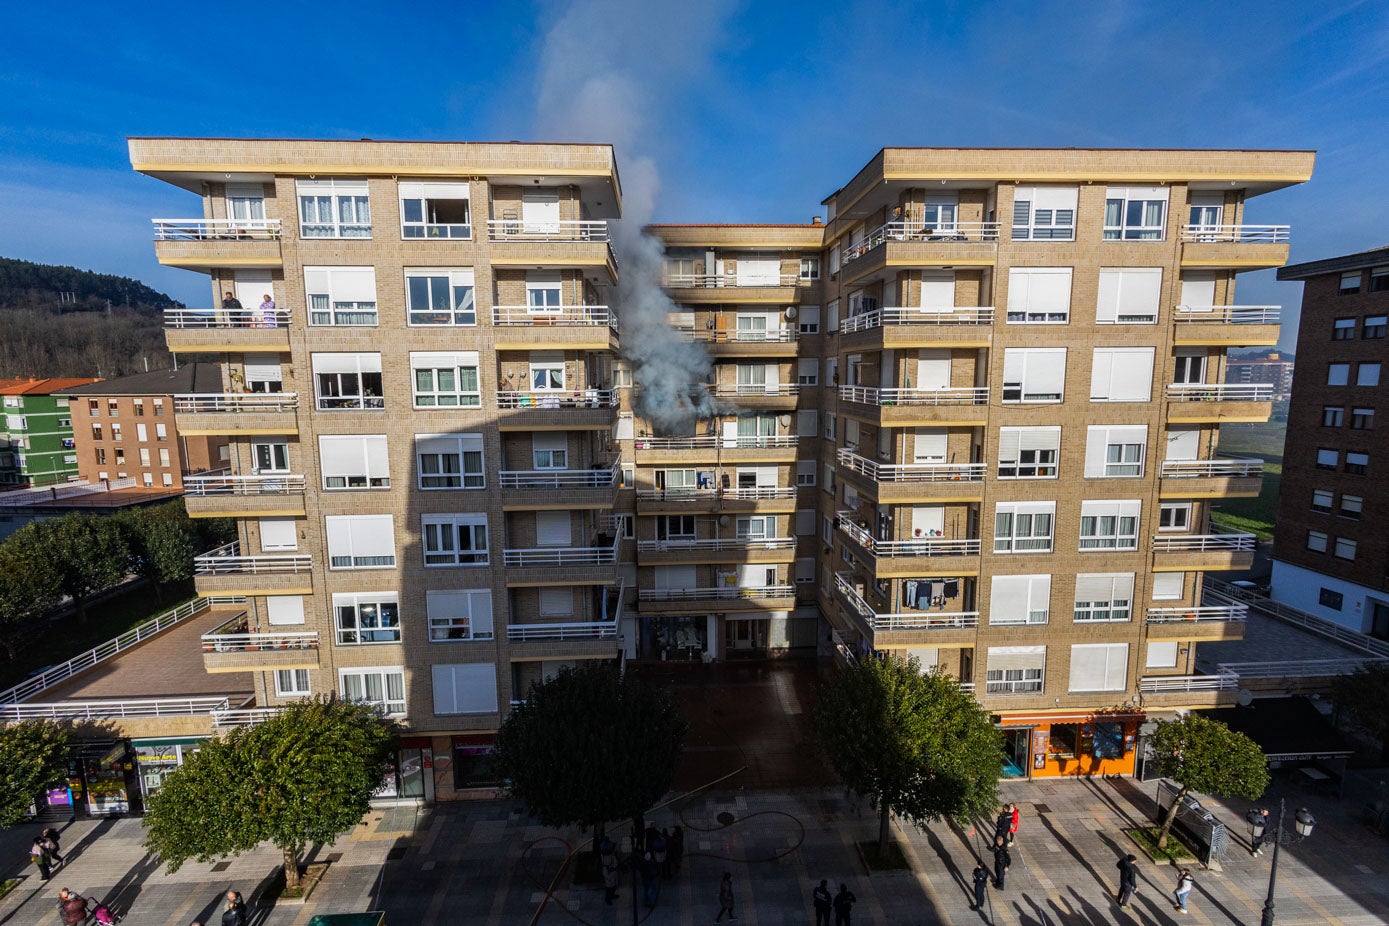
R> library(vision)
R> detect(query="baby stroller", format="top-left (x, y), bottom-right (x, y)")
top-left (92, 901), bottom-right (122, 925)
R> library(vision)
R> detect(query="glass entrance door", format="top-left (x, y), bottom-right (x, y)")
top-left (725, 618), bottom-right (767, 655)
top-left (1002, 728), bottom-right (1031, 779)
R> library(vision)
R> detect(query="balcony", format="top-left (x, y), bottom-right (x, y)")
top-left (192, 541), bottom-right (313, 596)
top-left (839, 222), bottom-right (999, 285)
top-left (661, 271), bottom-right (800, 304)
top-left (1151, 530), bottom-right (1257, 572)
top-left (1158, 458), bottom-right (1263, 499)
top-left (485, 220), bottom-right (617, 284)
top-left (636, 536), bottom-right (796, 566)
top-left (837, 448), bottom-right (985, 504)
top-left (1179, 224), bottom-right (1290, 270)
top-left (838, 385), bottom-right (990, 427)
top-left (501, 533), bottom-right (619, 586)
top-left (174, 393), bottom-right (299, 437)
top-left (709, 383), bottom-right (799, 410)
top-left (637, 585), bottom-right (796, 614)
top-left (1172, 305), bottom-right (1280, 347)
top-left (152, 219), bottom-right (283, 270)
top-left (1145, 604), bottom-right (1248, 642)
top-left (490, 305), bottom-right (618, 351)
top-left (507, 583), bottom-right (624, 658)
top-left (182, 473), bottom-right (307, 518)
top-left (840, 307), bottom-right (995, 350)
top-left (635, 486), bottom-right (797, 514)
top-left (835, 513), bottom-right (982, 577)
top-left (633, 435), bottom-right (798, 464)
top-left (834, 573), bottom-right (979, 648)
top-left (498, 462), bottom-right (619, 510)
top-left (1165, 383), bottom-right (1273, 424)
top-left (683, 325), bottom-right (800, 357)
top-left (496, 389), bottom-right (618, 431)
top-left (1138, 671), bottom-right (1240, 709)
top-left (163, 308), bottom-right (291, 353)
top-left (200, 612), bottom-right (320, 673)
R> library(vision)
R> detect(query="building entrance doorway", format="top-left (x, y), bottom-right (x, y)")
top-left (725, 618), bottom-right (767, 657)
top-left (1002, 728), bottom-right (1031, 779)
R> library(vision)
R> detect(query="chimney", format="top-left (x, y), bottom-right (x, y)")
top-left (811, 216), bottom-right (823, 226)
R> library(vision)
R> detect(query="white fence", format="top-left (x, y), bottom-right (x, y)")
top-left (486, 219), bottom-right (609, 242)
top-left (152, 219), bottom-right (281, 240)
top-left (838, 385), bottom-right (988, 406)
top-left (840, 307), bottom-right (994, 333)
top-left (1179, 224), bottom-right (1290, 243)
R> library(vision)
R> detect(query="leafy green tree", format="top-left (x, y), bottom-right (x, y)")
top-left (0, 720), bottom-right (70, 827)
top-left (143, 696), bottom-right (395, 889)
top-left (493, 663), bottom-right (686, 854)
top-left (1148, 713), bottom-right (1269, 848)
top-left (35, 512), bottom-right (129, 624)
top-left (812, 656), bottom-right (1002, 856)
top-left (0, 526), bottom-right (62, 660)
top-left (115, 502), bottom-right (196, 600)
top-left (1332, 664), bottom-right (1389, 761)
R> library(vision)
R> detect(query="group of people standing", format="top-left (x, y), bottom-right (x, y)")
top-left (810, 879), bottom-right (857, 925)
top-left (600, 823), bottom-right (686, 908)
top-left (971, 802), bottom-right (1020, 909)
top-left (221, 292), bottom-right (279, 328)
top-left (1116, 853), bottom-right (1196, 914)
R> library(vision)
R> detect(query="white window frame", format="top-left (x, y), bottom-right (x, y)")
top-left (994, 501), bottom-right (1055, 553)
top-left (1006, 267), bottom-right (1072, 324)
top-left (1103, 186), bottom-right (1169, 241)
top-left (1151, 572), bottom-right (1184, 601)
top-left (1340, 494), bottom-right (1363, 519)
top-left (1334, 537), bottom-right (1357, 560)
top-left (305, 266), bottom-right (378, 326)
top-left (985, 646), bottom-right (1046, 694)
top-left (319, 435), bottom-right (390, 489)
top-left (423, 513), bottom-right (489, 566)
top-left (529, 354), bottom-right (566, 391)
top-left (339, 667), bottom-right (405, 717)
top-left (333, 592), bottom-right (401, 645)
top-left (416, 434), bottom-right (485, 490)
top-left (1002, 348), bottom-right (1067, 404)
top-left (1096, 267), bottom-right (1162, 323)
top-left (1079, 500), bottom-right (1141, 551)
top-left (1311, 489), bottom-right (1335, 512)
top-left (798, 305), bottom-right (821, 334)
top-left (313, 353), bottom-right (384, 411)
top-left (410, 351), bottom-right (481, 408)
top-left (1073, 573), bottom-right (1134, 623)
top-left (1011, 186), bottom-right (1077, 241)
top-left (996, 427), bottom-right (1060, 479)
top-left (399, 181), bottom-right (472, 240)
top-left (275, 669), bottom-right (312, 697)
top-left (988, 574), bottom-right (1051, 625)
top-left (426, 589), bottom-right (494, 642)
top-left (405, 268), bottom-right (477, 326)
top-left (1068, 643), bottom-right (1130, 693)
top-left (797, 358), bottom-right (819, 386)
top-left (795, 460), bottom-right (817, 486)
top-left (1158, 502), bottom-right (1192, 532)
top-left (431, 663), bottom-right (498, 716)
top-left (532, 432), bottom-right (568, 470)
top-left (1084, 425), bottom-right (1147, 478)
top-left (325, 514), bottom-right (397, 570)
top-left (297, 179), bottom-right (371, 239)
top-left (799, 257), bottom-right (821, 280)
top-left (1090, 348), bottom-right (1155, 402)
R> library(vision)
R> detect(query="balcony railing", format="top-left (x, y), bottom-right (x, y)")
top-left (497, 390), bottom-right (617, 409)
top-left (499, 462), bottom-right (619, 489)
top-left (1145, 605), bottom-right (1249, 624)
top-left (985, 679), bottom-right (1045, 695)
top-left (635, 486), bottom-right (797, 502)
top-left (152, 218), bottom-right (282, 240)
top-left (174, 393), bottom-right (298, 414)
top-left (492, 305), bottom-right (616, 328)
top-left (194, 541), bottom-right (312, 575)
top-left (639, 585), bottom-right (794, 603)
top-left (834, 573), bottom-right (979, 631)
top-left (663, 272), bottom-right (800, 288)
top-left (1159, 459), bottom-right (1263, 478)
top-left (502, 534), bottom-right (620, 567)
top-left (1165, 383), bottom-right (1273, 402)
top-left (840, 307), bottom-right (995, 333)
top-left (1, 696), bottom-right (233, 723)
top-left (677, 325), bottom-right (799, 343)
top-left (201, 613), bottom-right (319, 653)
top-left (164, 309), bottom-right (290, 329)
top-left (184, 474), bottom-right (307, 496)
top-left (1139, 672), bottom-right (1239, 693)
top-left (1150, 531), bottom-right (1257, 553)
top-left (836, 513), bottom-right (980, 557)
top-left (710, 383), bottom-right (800, 399)
top-left (842, 221), bottom-right (1001, 264)
top-left (635, 537), bottom-right (795, 554)
top-left (1179, 224), bottom-right (1290, 243)
top-left (507, 619), bottom-right (619, 642)
top-left (837, 448), bottom-right (985, 483)
top-left (838, 385), bottom-right (988, 406)
top-left (1174, 305), bottom-right (1281, 325)
top-left (486, 219), bottom-right (610, 242)
top-left (634, 435), bottom-right (798, 450)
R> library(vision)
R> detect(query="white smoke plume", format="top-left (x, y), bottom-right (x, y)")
top-left (532, 0), bottom-right (738, 435)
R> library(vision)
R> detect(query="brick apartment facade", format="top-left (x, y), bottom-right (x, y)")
top-left (1272, 247), bottom-right (1388, 636)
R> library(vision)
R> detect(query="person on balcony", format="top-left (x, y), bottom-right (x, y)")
top-left (258, 294), bottom-right (277, 328)
top-left (222, 292), bottom-right (244, 326)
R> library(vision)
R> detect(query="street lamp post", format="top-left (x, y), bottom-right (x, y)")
top-left (1250, 797), bottom-right (1316, 926)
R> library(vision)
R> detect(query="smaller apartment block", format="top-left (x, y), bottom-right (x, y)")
top-left (1273, 246), bottom-right (1388, 636)
top-left (0, 378), bottom-right (100, 487)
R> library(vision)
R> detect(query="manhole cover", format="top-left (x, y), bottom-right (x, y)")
top-left (716, 812), bottom-right (736, 826)
top-left (386, 847), bottom-right (408, 861)
top-left (1033, 803), bottom-right (1051, 814)
top-left (211, 861), bottom-right (231, 872)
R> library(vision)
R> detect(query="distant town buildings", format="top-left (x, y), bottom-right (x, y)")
top-left (1225, 350), bottom-right (1295, 402)
top-left (0, 377), bottom-right (100, 487)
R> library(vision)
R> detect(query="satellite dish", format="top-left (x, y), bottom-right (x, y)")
top-left (718, 515), bottom-right (732, 527)
top-left (1236, 689), bottom-right (1254, 707)
top-left (785, 306), bottom-right (798, 319)
top-left (778, 415), bottom-right (791, 427)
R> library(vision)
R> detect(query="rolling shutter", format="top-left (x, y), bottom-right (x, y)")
top-left (431, 663), bottom-right (498, 715)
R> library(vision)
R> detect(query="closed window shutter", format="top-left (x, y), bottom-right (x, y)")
top-left (795, 509), bottom-right (816, 535)
top-left (795, 557), bottom-right (815, 581)
top-left (1179, 271), bottom-right (1217, 308)
top-left (1165, 428), bottom-right (1200, 461)
top-left (914, 428), bottom-right (948, 461)
top-left (259, 517), bottom-right (297, 551)
top-left (533, 432), bottom-right (566, 452)
top-left (313, 353), bottom-right (381, 374)
top-left (797, 410), bottom-right (818, 436)
top-left (1085, 427), bottom-right (1109, 477)
top-left (400, 181), bottom-right (471, 200)
top-left (990, 575), bottom-right (1032, 623)
top-left (431, 663), bottom-right (498, 715)
top-left (1009, 268), bottom-right (1072, 315)
top-left (998, 428), bottom-right (1022, 466)
top-left (330, 267), bottom-right (377, 302)
top-left (244, 354), bottom-right (282, 382)
top-left (987, 645), bottom-right (1046, 672)
top-left (365, 436), bottom-right (390, 481)
top-left (1075, 573), bottom-right (1134, 604)
top-left (1110, 349), bottom-right (1154, 401)
top-left (919, 271), bottom-right (955, 308)
top-left (265, 595), bottom-right (305, 625)
top-left (1069, 643), bottom-right (1129, 691)
top-left (535, 511), bottom-right (572, 546)
top-left (538, 587), bottom-right (573, 616)
top-left (1147, 641), bottom-right (1179, 668)
top-left (1151, 572), bottom-right (1185, 600)
top-left (1022, 428), bottom-right (1060, 454)
top-left (1090, 350), bottom-right (1116, 399)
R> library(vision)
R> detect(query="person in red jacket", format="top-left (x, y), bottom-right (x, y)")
top-left (1006, 802), bottom-right (1020, 845)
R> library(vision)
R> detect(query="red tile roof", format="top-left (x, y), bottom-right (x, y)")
top-left (0, 377), bottom-right (102, 396)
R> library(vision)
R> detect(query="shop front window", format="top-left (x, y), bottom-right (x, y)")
top-left (453, 743), bottom-right (499, 789)
top-left (1092, 722), bottom-right (1125, 759)
top-left (644, 615), bottom-right (708, 660)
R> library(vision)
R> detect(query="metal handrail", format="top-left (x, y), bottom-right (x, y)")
top-left (486, 219), bottom-right (610, 242)
top-left (497, 389), bottom-right (617, 409)
top-left (840, 307), bottom-right (995, 333)
top-left (633, 435), bottom-right (798, 450)
top-left (194, 541), bottom-right (312, 574)
top-left (507, 619), bottom-right (619, 642)
top-left (499, 462), bottom-right (619, 489)
top-left (174, 393), bottom-right (298, 413)
top-left (635, 536), bottom-right (796, 553)
top-left (638, 586), bottom-right (795, 602)
top-left (681, 325), bottom-right (798, 343)
top-left (1165, 383), bottom-right (1274, 402)
top-left (836, 513), bottom-right (981, 557)
top-left (1179, 224), bottom-right (1290, 243)
top-left (184, 474), bottom-right (307, 496)
top-left (842, 220), bottom-right (1001, 264)
top-left (491, 305), bottom-right (615, 327)
top-left (0, 696), bottom-right (231, 722)
top-left (709, 383), bottom-right (800, 398)
top-left (634, 486), bottom-right (797, 502)
top-left (152, 219), bottom-right (281, 241)
top-left (164, 309), bottom-right (290, 329)
top-left (663, 272), bottom-right (800, 288)
top-left (838, 385), bottom-right (988, 406)
top-left (1145, 605), bottom-right (1248, 623)
top-left (1204, 580), bottom-right (1389, 658)
top-left (1213, 657), bottom-right (1389, 679)
top-left (202, 628), bottom-right (320, 652)
top-left (1139, 672), bottom-right (1239, 693)
top-left (1159, 459), bottom-right (1263, 478)
top-left (502, 534), bottom-right (620, 567)
top-left (1151, 532), bottom-right (1257, 553)
top-left (211, 706), bottom-right (285, 729)
top-left (833, 573), bottom-right (978, 631)
top-left (837, 448), bottom-right (985, 483)
top-left (1173, 305), bottom-right (1281, 325)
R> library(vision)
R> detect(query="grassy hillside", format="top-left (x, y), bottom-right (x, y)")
top-left (1211, 421), bottom-right (1287, 540)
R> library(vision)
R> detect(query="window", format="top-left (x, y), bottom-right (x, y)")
top-left (824, 412), bottom-right (836, 440)
top-left (252, 441), bottom-right (289, 473)
top-left (142, 473), bottom-right (153, 487)
top-left (1339, 271), bottom-right (1362, 295)
top-left (735, 515), bottom-right (775, 540)
top-left (1351, 408), bottom-right (1374, 430)
top-left (423, 514), bottom-right (489, 566)
top-left (1158, 502), bottom-right (1191, 531)
top-left (297, 179), bottom-right (371, 238)
top-left (333, 593), bottom-right (401, 644)
top-left (91, 423), bottom-right (102, 441)
top-left (400, 181), bottom-right (471, 238)
top-left (525, 271), bottom-right (563, 311)
top-left (1346, 452), bottom-right (1369, 475)
top-left (539, 587), bottom-right (573, 617)
top-left (795, 557), bottom-right (816, 583)
top-left (410, 352), bottom-right (481, 407)
top-left (431, 663), bottom-right (499, 716)
top-left (1316, 448), bottom-right (1339, 470)
top-left (795, 509), bottom-right (816, 535)
top-left (1096, 267), bottom-right (1162, 323)
top-left (1006, 267), bottom-right (1072, 323)
top-left (1002, 348), bottom-right (1066, 403)
top-left (108, 399), bottom-right (119, 416)
top-left (57, 418), bottom-right (70, 428)
top-left (796, 460), bottom-right (817, 486)
top-left (798, 306), bottom-right (820, 334)
top-left (1340, 494), bottom-right (1363, 519)
top-left (406, 268), bottom-right (476, 326)
top-left (304, 266), bottom-right (378, 326)
top-left (1079, 499), bottom-right (1141, 550)
top-left (155, 423), bottom-right (167, 441)
top-left (87, 399), bottom-right (98, 417)
top-left (529, 352), bottom-right (566, 390)
top-left (994, 501), bottom-right (1055, 553)
top-left (1074, 574), bottom-right (1134, 623)
top-left (1357, 363), bottom-right (1381, 387)
top-left (319, 435), bottom-right (390, 489)
top-left (244, 354), bottom-right (284, 393)
top-left (986, 646), bottom-right (1046, 694)
top-left (532, 432), bottom-right (567, 469)
top-left (1328, 363), bottom-right (1350, 386)
top-left (1319, 588), bottom-right (1343, 610)
top-left (1151, 572), bottom-right (1184, 601)
top-left (339, 667), bottom-right (405, 716)
top-left (153, 398), bottom-right (164, 416)
top-left (799, 257), bottom-right (820, 280)
top-left (797, 358), bottom-right (818, 386)
top-left (275, 669), bottom-right (312, 697)
top-left (1365, 313), bottom-right (1387, 337)
top-left (1146, 641), bottom-right (1178, 669)
top-left (1333, 317), bottom-right (1357, 340)
top-left (161, 473), bottom-right (173, 487)
top-left (325, 514), bottom-right (396, 569)
top-left (1307, 530), bottom-right (1328, 552)
top-left (111, 423), bottom-right (122, 441)
top-left (132, 399), bottom-right (144, 417)
top-left (1311, 490), bottom-right (1334, 513)
top-left (1104, 186), bottom-right (1168, 240)
top-left (988, 574), bottom-right (1051, 625)
top-left (796, 409), bottom-right (818, 437)
top-left (94, 448), bottom-right (105, 465)
top-left (1011, 186), bottom-right (1077, 241)
top-left (656, 515), bottom-right (696, 540)
top-left (138, 448), bottom-right (151, 467)
top-left (1323, 406), bottom-right (1344, 427)
top-left (1334, 538), bottom-right (1357, 560)
top-left (1090, 348), bottom-right (1154, 402)
top-left (1069, 643), bottom-right (1129, 692)
top-left (997, 427), bottom-right (1060, 478)
top-left (313, 353), bottom-right (384, 410)
top-left (426, 589), bottom-right (493, 641)
top-left (1084, 425), bottom-right (1147, 477)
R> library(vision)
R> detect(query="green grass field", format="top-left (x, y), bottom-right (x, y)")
top-left (1210, 421), bottom-right (1286, 540)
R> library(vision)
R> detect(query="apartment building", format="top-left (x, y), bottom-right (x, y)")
top-left (1225, 350), bottom-right (1295, 402)
top-left (0, 377), bottom-right (99, 487)
top-left (58, 365), bottom-right (228, 489)
top-left (1272, 246), bottom-right (1388, 637)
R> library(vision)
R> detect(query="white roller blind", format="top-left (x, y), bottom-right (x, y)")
top-left (1080, 499), bottom-right (1142, 520)
top-left (654, 565), bottom-right (697, 589)
top-left (916, 349), bottom-right (951, 389)
top-left (1179, 271), bottom-right (1217, 308)
top-left (1146, 641), bottom-right (1179, 668)
top-left (538, 587), bottom-right (573, 616)
top-left (1069, 643), bottom-right (1129, 692)
top-left (798, 358), bottom-right (818, 380)
top-left (737, 258), bottom-right (781, 285)
top-left (298, 178), bottom-right (367, 194)
top-left (427, 589), bottom-right (492, 636)
top-left (320, 435), bottom-right (389, 479)
top-left (797, 410), bottom-right (818, 436)
top-left (1084, 426), bottom-right (1147, 477)
top-left (1029, 186), bottom-right (1078, 210)
top-left (1074, 573), bottom-right (1135, 602)
top-left (1165, 428), bottom-right (1201, 461)
top-left (795, 557), bottom-right (816, 581)
top-left (1008, 267), bottom-right (1072, 313)
top-left (416, 433), bottom-right (483, 455)
top-left (844, 418), bottom-right (860, 448)
top-left (265, 595), bottom-right (305, 626)
top-left (905, 647), bottom-right (939, 669)
top-left (1090, 348), bottom-right (1154, 402)
top-left (399, 181), bottom-right (471, 199)
top-left (535, 511), bottom-right (572, 546)
top-left (326, 514), bottom-right (395, 562)
top-left (259, 517), bottom-right (297, 551)
top-left (432, 663), bottom-right (498, 715)
top-left (304, 266), bottom-right (376, 302)
top-left (990, 575), bottom-right (1050, 624)
top-left (244, 354), bottom-right (282, 382)
top-left (1151, 572), bottom-right (1185, 600)
top-left (919, 271), bottom-right (955, 308)
top-left (912, 506), bottom-right (945, 535)
top-left (615, 414), bottom-right (635, 440)
top-left (410, 350), bottom-right (479, 369)
top-left (313, 353), bottom-right (381, 374)
top-left (913, 428), bottom-right (947, 462)
top-left (533, 432), bottom-right (566, 452)
top-left (1096, 268), bottom-right (1162, 322)
top-left (1028, 350), bottom-right (1067, 396)
top-left (987, 645), bottom-right (1046, 671)
top-left (795, 509), bottom-right (816, 535)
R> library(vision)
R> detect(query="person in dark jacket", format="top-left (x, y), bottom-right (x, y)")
top-left (668, 825), bottom-right (684, 873)
top-left (31, 838), bottom-right (52, 881)
top-left (715, 871), bottom-right (736, 922)
top-left (651, 829), bottom-right (669, 879)
top-left (991, 836), bottom-right (1012, 889)
top-left (1115, 853), bottom-right (1139, 907)
top-left (971, 862), bottom-right (990, 910)
top-left (42, 827), bottom-right (65, 864)
top-left (812, 878), bottom-right (833, 926)
top-left (57, 889), bottom-right (89, 926)
top-left (221, 892), bottom-right (247, 926)
top-left (832, 883), bottom-right (857, 925)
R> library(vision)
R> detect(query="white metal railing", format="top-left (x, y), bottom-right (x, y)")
top-left (636, 536), bottom-right (796, 553)
top-left (1174, 305), bottom-right (1281, 325)
top-left (633, 435), bottom-right (799, 451)
top-left (502, 534), bottom-right (620, 568)
top-left (1145, 604), bottom-right (1248, 624)
top-left (497, 390), bottom-right (617, 409)
top-left (491, 305), bottom-right (616, 328)
top-left (681, 325), bottom-right (799, 343)
top-left (202, 617), bottom-right (319, 652)
top-left (1166, 383), bottom-right (1274, 402)
top-left (833, 573), bottom-right (978, 631)
top-left (837, 448), bottom-right (985, 483)
top-left (1204, 580), bottom-right (1389, 658)
top-left (634, 486), bottom-right (796, 502)
top-left (194, 541), bottom-right (312, 574)
top-left (838, 385), bottom-right (988, 406)
top-left (487, 219), bottom-right (610, 242)
top-left (663, 272), bottom-right (801, 288)
top-left (0, 596), bottom-right (244, 705)
top-left (1214, 657), bottom-right (1389, 680)
top-left (985, 679), bottom-right (1046, 695)
top-left (1180, 224), bottom-right (1290, 244)
top-left (840, 307), bottom-right (995, 333)
top-left (507, 619), bottom-right (619, 642)
top-left (499, 462), bottom-right (619, 490)
top-left (164, 308), bottom-right (290, 329)
top-left (211, 706), bottom-right (285, 729)
top-left (152, 218), bottom-right (281, 241)
top-left (0, 477), bottom-right (136, 507)
top-left (723, 486), bottom-right (798, 500)
top-left (1151, 531), bottom-right (1257, 553)
top-left (835, 513), bottom-right (981, 557)
top-left (0, 696), bottom-right (231, 723)
top-left (174, 393), bottom-right (298, 413)
top-left (1139, 672), bottom-right (1239, 693)
top-left (1159, 458), bottom-right (1263, 478)
top-left (184, 474), bottom-right (307, 496)
top-left (639, 585), bottom-right (794, 602)
top-left (842, 221), bottom-right (1001, 264)
top-left (710, 383), bottom-right (800, 399)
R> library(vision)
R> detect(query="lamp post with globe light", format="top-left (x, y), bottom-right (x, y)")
top-left (1248, 798), bottom-right (1315, 926)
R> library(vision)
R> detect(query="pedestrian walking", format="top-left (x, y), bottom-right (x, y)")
top-left (57, 889), bottom-right (89, 926)
top-left (42, 826), bottom-right (65, 864)
top-left (833, 883), bottom-right (857, 925)
top-left (812, 878), bottom-right (832, 926)
top-left (652, 828), bottom-right (669, 879)
top-left (971, 862), bottom-right (989, 910)
top-left (1115, 853), bottom-right (1139, 907)
top-left (715, 871), bottom-right (736, 922)
top-left (669, 825), bottom-right (685, 873)
top-left (30, 838), bottom-right (52, 881)
top-left (600, 842), bottom-right (619, 906)
top-left (1006, 802), bottom-right (1020, 845)
top-left (221, 891), bottom-right (247, 926)
top-left (1172, 868), bottom-right (1195, 914)
top-left (991, 836), bottom-right (1011, 889)
top-left (640, 852), bottom-right (659, 908)
top-left (1249, 807), bottom-right (1271, 856)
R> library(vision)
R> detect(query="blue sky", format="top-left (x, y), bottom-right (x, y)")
top-left (2, 0), bottom-right (1385, 350)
